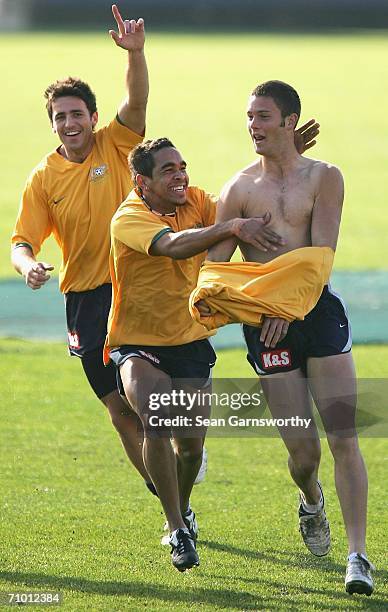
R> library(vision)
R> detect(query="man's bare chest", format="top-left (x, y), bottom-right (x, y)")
top-left (243, 178), bottom-right (315, 228)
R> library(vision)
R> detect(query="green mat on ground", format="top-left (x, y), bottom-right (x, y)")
top-left (1, 271), bottom-right (388, 347)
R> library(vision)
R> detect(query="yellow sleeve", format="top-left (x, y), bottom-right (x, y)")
top-left (105, 117), bottom-right (143, 159)
top-left (11, 172), bottom-right (53, 256)
top-left (112, 210), bottom-right (172, 255)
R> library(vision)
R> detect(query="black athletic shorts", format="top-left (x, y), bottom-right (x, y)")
top-left (243, 285), bottom-right (352, 376)
top-left (64, 283), bottom-right (112, 356)
top-left (64, 283), bottom-right (116, 399)
top-left (110, 339), bottom-right (217, 396)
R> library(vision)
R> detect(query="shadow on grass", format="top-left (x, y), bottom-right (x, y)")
top-left (201, 541), bottom-right (388, 605)
top-left (1, 567), bottom-right (387, 610)
top-left (0, 570), bottom-right (298, 610)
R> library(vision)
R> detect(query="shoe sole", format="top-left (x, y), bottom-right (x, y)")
top-left (174, 560), bottom-right (200, 572)
top-left (346, 581), bottom-right (373, 596)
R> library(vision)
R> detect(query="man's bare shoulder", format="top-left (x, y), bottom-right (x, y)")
top-left (303, 156), bottom-right (344, 183)
top-left (220, 160), bottom-right (263, 197)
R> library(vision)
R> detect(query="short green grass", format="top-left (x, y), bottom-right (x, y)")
top-left (1, 31), bottom-right (388, 277)
top-left (1, 339), bottom-right (387, 610)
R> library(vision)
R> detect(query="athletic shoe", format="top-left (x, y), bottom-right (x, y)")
top-left (298, 482), bottom-right (331, 557)
top-left (182, 507), bottom-right (199, 542)
top-left (345, 553), bottom-right (375, 596)
top-left (161, 507), bottom-right (199, 546)
top-left (194, 446), bottom-right (208, 485)
top-left (169, 528), bottom-right (199, 572)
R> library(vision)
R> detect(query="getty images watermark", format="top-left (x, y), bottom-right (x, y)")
top-left (147, 389), bottom-right (311, 430)
top-left (137, 378), bottom-right (388, 438)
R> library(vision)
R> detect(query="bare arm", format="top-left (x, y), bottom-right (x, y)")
top-left (311, 164), bottom-right (344, 249)
top-left (109, 4), bottom-right (148, 135)
top-left (11, 245), bottom-right (54, 290)
top-left (150, 215), bottom-right (285, 260)
top-left (260, 164), bottom-right (343, 348)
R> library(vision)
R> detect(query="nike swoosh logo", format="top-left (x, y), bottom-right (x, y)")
top-left (53, 197), bottom-right (65, 205)
top-left (339, 323), bottom-right (347, 328)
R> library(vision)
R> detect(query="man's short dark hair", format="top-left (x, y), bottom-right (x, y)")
top-left (252, 80), bottom-right (301, 121)
top-left (44, 77), bottom-right (97, 122)
top-left (129, 138), bottom-right (176, 181)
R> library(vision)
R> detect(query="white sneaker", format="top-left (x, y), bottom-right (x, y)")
top-left (194, 447), bottom-right (208, 485)
top-left (345, 553), bottom-right (375, 596)
top-left (298, 482), bottom-right (331, 557)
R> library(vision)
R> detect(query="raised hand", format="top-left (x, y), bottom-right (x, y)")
top-left (109, 4), bottom-right (145, 52)
top-left (294, 119), bottom-right (320, 154)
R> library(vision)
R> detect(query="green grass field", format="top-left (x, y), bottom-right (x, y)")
top-left (1, 30), bottom-right (388, 610)
top-left (1, 31), bottom-right (388, 277)
top-left (1, 339), bottom-right (387, 610)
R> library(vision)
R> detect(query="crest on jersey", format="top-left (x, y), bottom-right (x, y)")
top-left (90, 164), bottom-right (108, 181)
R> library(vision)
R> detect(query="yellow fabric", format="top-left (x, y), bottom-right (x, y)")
top-left (12, 118), bottom-right (142, 293)
top-left (189, 246), bottom-right (334, 330)
top-left (105, 187), bottom-right (217, 360)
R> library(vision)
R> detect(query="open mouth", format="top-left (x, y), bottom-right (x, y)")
top-left (170, 185), bottom-right (186, 194)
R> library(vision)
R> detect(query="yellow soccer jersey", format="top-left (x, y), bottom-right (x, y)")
top-left (12, 118), bottom-right (142, 293)
top-left (105, 187), bottom-right (217, 355)
top-left (189, 247), bottom-right (334, 330)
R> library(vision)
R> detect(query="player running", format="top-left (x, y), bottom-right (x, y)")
top-left (11, 5), bottom-right (152, 491)
top-left (205, 80), bottom-right (374, 596)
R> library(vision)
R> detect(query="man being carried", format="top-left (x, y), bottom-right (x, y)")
top-left (204, 80), bottom-right (373, 596)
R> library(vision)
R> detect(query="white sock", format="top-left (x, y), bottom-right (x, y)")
top-left (301, 493), bottom-right (323, 514)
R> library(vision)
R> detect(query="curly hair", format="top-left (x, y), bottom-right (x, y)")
top-left (128, 138), bottom-right (176, 181)
top-left (44, 77), bottom-right (97, 122)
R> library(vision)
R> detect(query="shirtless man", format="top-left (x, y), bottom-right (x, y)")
top-left (205, 80), bottom-right (374, 596)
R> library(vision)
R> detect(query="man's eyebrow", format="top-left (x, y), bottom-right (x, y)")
top-left (54, 109), bottom-right (85, 116)
top-left (160, 160), bottom-right (187, 170)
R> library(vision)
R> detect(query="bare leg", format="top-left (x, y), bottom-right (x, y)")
top-left (171, 382), bottom-right (209, 512)
top-left (260, 368), bottom-right (322, 504)
top-left (173, 438), bottom-right (203, 513)
top-left (101, 389), bottom-right (149, 481)
top-left (120, 358), bottom-right (186, 532)
top-left (308, 353), bottom-right (368, 554)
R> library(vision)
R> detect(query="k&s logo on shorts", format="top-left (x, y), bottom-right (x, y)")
top-left (68, 331), bottom-right (80, 349)
top-left (261, 349), bottom-right (292, 369)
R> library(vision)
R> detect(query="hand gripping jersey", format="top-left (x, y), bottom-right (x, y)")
top-left (189, 246), bottom-right (334, 330)
top-left (104, 187), bottom-right (217, 361)
top-left (12, 119), bottom-right (142, 293)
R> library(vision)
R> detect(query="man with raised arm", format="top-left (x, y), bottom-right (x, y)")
top-left (205, 80), bottom-right (374, 596)
top-left (11, 5), bottom-right (151, 491)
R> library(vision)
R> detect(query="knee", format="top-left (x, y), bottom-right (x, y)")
top-left (174, 440), bottom-right (203, 465)
top-left (328, 435), bottom-right (360, 461)
top-left (288, 443), bottom-right (321, 476)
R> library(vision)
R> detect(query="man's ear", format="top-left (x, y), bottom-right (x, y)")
top-left (136, 173), bottom-right (148, 190)
top-left (91, 111), bottom-right (98, 129)
top-left (286, 113), bottom-right (299, 130)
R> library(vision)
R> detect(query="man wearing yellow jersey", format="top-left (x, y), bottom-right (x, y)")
top-left (205, 81), bottom-right (373, 595)
top-left (105, 137), bottom-right (288, 571)
top-left (11, 6), bottom-right (151, 489)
